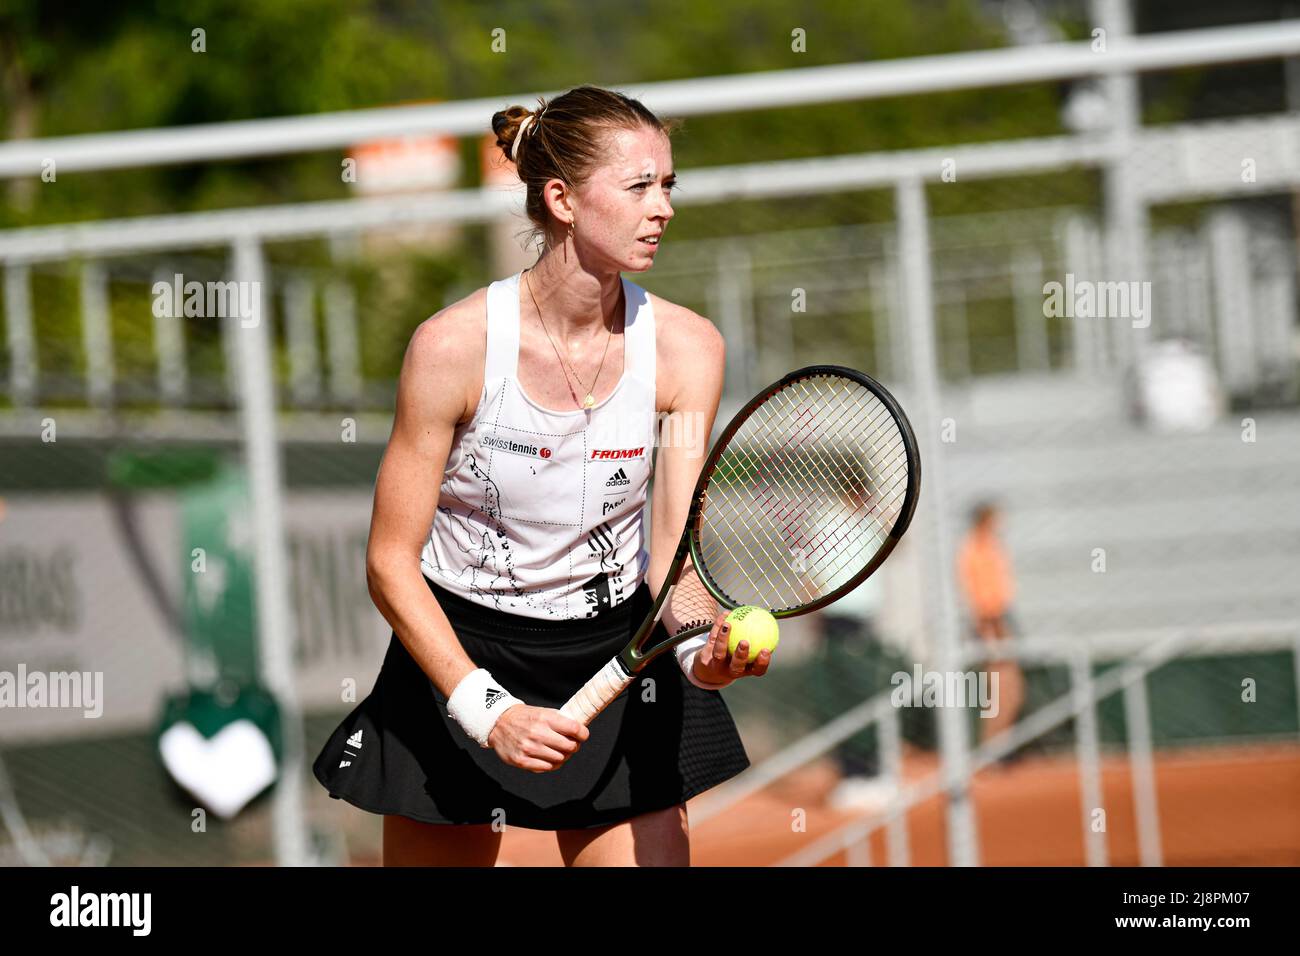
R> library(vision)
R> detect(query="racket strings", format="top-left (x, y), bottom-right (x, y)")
top-left (705, 408), bottom-right (838, 603)
top-left (800, 425), bottom-right (909, 557)
top-left (695, 373), bottom-right (912, 611)
top-left (703, 400), bottom-right (859, 575)
top-left (715, 410), bottom-right (873, 600)
top-left (728, 398), bottom-right (894, 597)
top-left (662, 565), bottom-right (724, 636)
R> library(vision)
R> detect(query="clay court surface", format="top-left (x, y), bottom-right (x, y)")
top-left (450, 742), bottom-right (1299, 867)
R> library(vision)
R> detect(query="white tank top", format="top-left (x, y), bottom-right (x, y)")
top-left (421, 270), bottom-right (658, 620)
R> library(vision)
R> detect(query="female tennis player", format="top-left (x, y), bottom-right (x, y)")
top-left (313, 86), bottom-right (772, 866)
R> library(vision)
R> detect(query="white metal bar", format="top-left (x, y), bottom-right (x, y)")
top-left (324, 277), bottom-right (362, 405)
top-left (4, 263), bottom-right (36, 407)
top-left (946, 285), bottom-right (971, 380)
top-left (895, 176), bottom-right (979, 867)
top-left (151, 267), bottom-right (188, 405)
top-left (229, 235), bottom-right (310, 868)
top-left (777, 630), bottom-right (1191, 867)
top-left (1095, 0), bottom-right (1149, 373)
top-left (1059, 215), bottom-right (1104, 375)
top-left (1122, 665), bottom-right (1163, 866)
top-left (1207, 210), bottom-right (1258, 395)
top-left (79, 261), bottom-right (114, 407)
top-left (283, 275), bottom-right (322, 405)
top-left (4, 20), bottom-right (1300, 177)
top-left (0, 188), bottom-right (509, 262)
top-left (878, 701), bottom-right (910, 866)
top-left (9, 112), bottom-right (1300, 263)
top-left (1070, 648), bottom-right (1108, 866)
top-left (710, 242), bottom-right (755, 398)
top-left (867, 263), bottom-right (892, 380)
top-left (1013, 245), bottom-right (1050, 371)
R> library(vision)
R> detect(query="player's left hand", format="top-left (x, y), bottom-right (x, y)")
top-left (691, 611), bottom-right (774, 686)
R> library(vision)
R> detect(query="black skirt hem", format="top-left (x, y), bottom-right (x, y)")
top-left (314, 754), bottom-right (750, 832)
top-left (311, 577), bottom-right (751, 831)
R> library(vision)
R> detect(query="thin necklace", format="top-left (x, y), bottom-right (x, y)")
top-left (523, 268), bottom-right (618, 409)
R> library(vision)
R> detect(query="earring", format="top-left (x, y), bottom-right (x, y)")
top-left (568, 219), bottom-right (575, 240)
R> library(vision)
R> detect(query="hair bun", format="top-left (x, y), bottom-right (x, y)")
top-left (491, 105), bottom-right (541, 164)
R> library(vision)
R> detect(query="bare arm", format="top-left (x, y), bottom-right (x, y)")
top-left (648, 311), bottom-right (772, 687)
top-left (365, 311), bottom-right (478, 699)
top-left (366, 302), bottom-right (590, 769)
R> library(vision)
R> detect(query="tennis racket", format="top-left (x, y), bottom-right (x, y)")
top-left (560, 364), bottom-right (921, 724)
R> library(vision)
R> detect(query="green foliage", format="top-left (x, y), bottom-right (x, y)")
top-left (0, 0), bottom-right (1088, 389)
top-left (0, 0), bottom-right (1065, 226)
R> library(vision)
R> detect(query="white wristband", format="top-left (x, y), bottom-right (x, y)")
top-left (446, 668), bottom-right (523, 748)
top-left (675, 635), bottom-right (734, 691)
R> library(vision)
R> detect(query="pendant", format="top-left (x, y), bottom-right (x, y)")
top-left (583, 393), bottom-right (595, 408)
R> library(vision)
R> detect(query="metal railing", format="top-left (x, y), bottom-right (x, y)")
top-left (686, 618), bottom-right (1300, 866)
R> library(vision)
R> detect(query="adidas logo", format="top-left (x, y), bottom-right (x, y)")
top-left (485, 687), bottom-right (508, 709)
top-left (338, 760), bottom-right (352, 768)
top-left (605, 468), bottom-right (631, 488)
top-left (346, 730), bottom-right (363, 749)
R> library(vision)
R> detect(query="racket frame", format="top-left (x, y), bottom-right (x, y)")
top-left (577, 364), bottom-right (920, 699)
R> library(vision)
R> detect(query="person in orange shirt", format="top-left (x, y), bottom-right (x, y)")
top-left (957, 501), bottom-right (1025, 760)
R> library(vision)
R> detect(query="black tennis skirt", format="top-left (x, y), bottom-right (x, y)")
top-left (312, 575), bottom-right (750, 831)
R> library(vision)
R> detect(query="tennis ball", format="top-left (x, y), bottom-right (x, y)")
top-left (724, 605), bottom-right (779, 659)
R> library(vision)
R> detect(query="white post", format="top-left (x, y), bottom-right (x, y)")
top-left (80, 261), bottom-right (115, 407)
top-left (879, 702), bottom-right (911, 866)
top-left (868, 262), bottom-right (893, 380)
top-left (230, 235), bottom-right (310, 867)
top-left (1122, 665), bottom-right (1163, 866)
top-left (152, 266), bottom-right (188, 406)
top-left (1094, 0), bottom-right (1151, 368)
top-left (894, 176), bottom-right (978, 866)
top-left (4, 263), bottom-right (35, 407)
top-left (947, 285), bottom-right (970, 380)
top-left (1060, 214), bottom-right (1107, 373)
top-left (325, 235), bottom-right (363, 406)
top-left (882, 236), bottom-right (910, 382)
top-left (712, 241), bottom-right (755, 399)
top-left (1013, 245), bottom-right (1050, 371)
top-left (1206, 210), bottom-right (1257, 396)
top-left (1070, 647), bottom-right (1108, 866)
top-left (284, 274), bottom-right (322, 406)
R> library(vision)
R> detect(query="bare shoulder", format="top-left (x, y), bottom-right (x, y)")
top-left (648, 292), bottom-right (724, 356)
top-left (645, 291), bottom-right (725, 412)
top-left (403, 286), bottom-right (489, 425)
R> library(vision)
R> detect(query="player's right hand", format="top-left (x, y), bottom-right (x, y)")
top-left (486, 704), bottom-right (591, 772)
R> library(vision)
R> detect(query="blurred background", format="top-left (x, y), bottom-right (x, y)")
top-left (0, 0), bottom-right (1297, 866)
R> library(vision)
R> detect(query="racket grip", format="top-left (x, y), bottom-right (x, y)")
top-left (561, 656), bottom-right (633, 725)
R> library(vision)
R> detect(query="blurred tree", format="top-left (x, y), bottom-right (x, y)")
top-left (11, 0), bottom-right (1253, 386)
top-left (0, 0), bottom-right (1065, 227)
